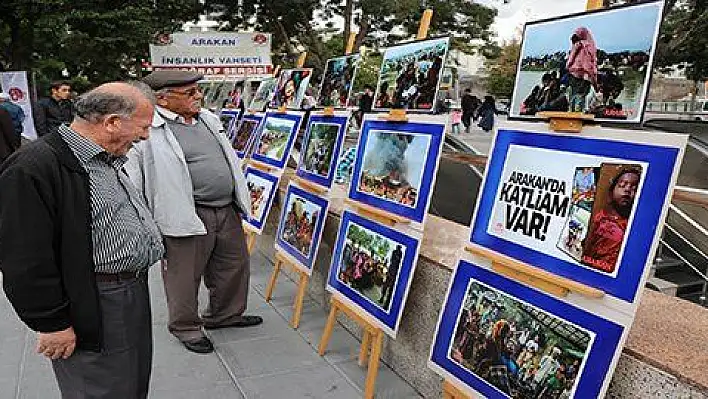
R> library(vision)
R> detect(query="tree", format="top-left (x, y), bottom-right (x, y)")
top-left (655, 0), bottom-right (707, 83)
top-left (484, 40), bottom-right (520, 99)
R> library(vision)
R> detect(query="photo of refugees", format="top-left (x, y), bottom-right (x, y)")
top-left (336, 221), bottom-right (406, 312)
top-left (270, 69), bottom-right (313, 109)
top-left (374, 37), bottom-right (450, 111)
top-left (318, 55), bottom-right (359, 107)
top-left (511, 2), bottom-right (663, 122)
top-left (581, 163), bottom-right (642, 274)
top-left (249, 77), bottom-right (278, 111)
top-left (278, 191), bottom-right (323, 260)
top-left (356, 130), bottom-right (430, 209)
top-left (254, 116), bottom-right (297, 163)
top-left (232, 119), bottom-right (259, 154)
top-left (557, 167), bottom-right (599, 261)
top-left (245, 170), bottom-right (276, 223)
top-left (301, 122), bottom-right (340, 179)
top-left (449, 280), bottom-right (592, 399)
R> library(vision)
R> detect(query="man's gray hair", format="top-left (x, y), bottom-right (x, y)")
top-left (74, 81), bottom-right (156, 123)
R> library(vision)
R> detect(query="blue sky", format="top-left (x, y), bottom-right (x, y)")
top-left (521, 2), bottom-right (662, 57)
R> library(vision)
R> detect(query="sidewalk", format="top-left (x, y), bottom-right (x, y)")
top-left (0, 241), bottom-right (421, 399)
top-left (449, 124), bottom-right (495, 155)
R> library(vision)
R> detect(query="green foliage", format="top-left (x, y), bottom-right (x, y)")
top-left (346, 224), bottom-right (391, 260)
top-left (655, 0), bottom-right (708, 82)
top-left (484, 41), bottom-right (520, 99)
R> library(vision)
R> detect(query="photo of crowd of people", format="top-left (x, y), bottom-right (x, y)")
top-left (254, 116), bottom-right (297, 163)
top-left (245, 170), bottom-right (276, 223)
top-left (231, 119), bottom-right (259, 155)
top-left (249, 77), bottom-right (278, 112)
top-left (336, 222), bottom-right (406, 312)
top-left (318, 55), bottom-right (359, 108)
top-left (357, 130), bottom-right (430, 208)
top-left (301, 122), bottom-right (340, 178)
top-left (270, 69), bottom-right (313, 109)
top-left (374, 37), bottom-right (449, 110)
top-left (449, 280), bottom-right (592, 399)
top-left (278, 191), bottom-right (323, 260)
top-left (512, 2), bottom-right (663, 122)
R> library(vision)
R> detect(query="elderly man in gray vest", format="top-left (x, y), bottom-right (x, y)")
top-left (126, 71), bottom-right (262, 354)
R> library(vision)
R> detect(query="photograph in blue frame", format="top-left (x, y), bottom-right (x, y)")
top-left (470, 128), bottom-right (680, 303)
top-left (243, 167), bottom-right (279, 234)
top-left (296, 114), bottom-right (348, 189)
top-left (326, 210), bottom-right (421, 337)
top-left (233, 114), bottom-right (264, 159)
top-left (349, 118), bottom-right (445, 224)
top-left (430, 259), bottom-right (624, 399)
top-left (275, 183), bottom-right (330, 274)
top-left (219, 109), bottom-right (240, 141)
top-left (251, 112), bottom-right (303, 169)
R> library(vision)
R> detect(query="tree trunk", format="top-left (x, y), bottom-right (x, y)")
top-left (8, 16), bottom-right (33, 71)
top-left (354, 15), bottom-right (370, 52)
top-left (343, 0), bottom-right (353, 51)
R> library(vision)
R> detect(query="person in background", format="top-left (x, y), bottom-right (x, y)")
top-left (126, 70), bottom-right (261, 355)
top-left (460, 89), bottom-right (479, 133)
top-left (0, 107), bottom-right (19, 162)
top-left (566, 27), bottom-right (598, 112)
top-left (357, 85), bottom-right (374, 127)
top-left (477, 95), bottom-right (498, 133)
top-left (34, 81), bottom-right (74, 137)
top-left (0, 82), bottom-right (163, 398)
top-left (450, 106), bottom-right (463, 135)
top-left (0, 92), bottom-right (25, 137)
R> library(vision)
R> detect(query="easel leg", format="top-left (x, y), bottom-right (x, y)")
top-left (363, 330), bottom-right (384, 399)
top-left (318, 299), bottom-right (339, 356)
top-left (358, 329), bottom-right (372, 366)
top-left (246, 232), bottom-right (257, 254)
top-left (264, 259), bottom-right (282, 302)
top-left (291, 272), bottom-right (309, 328)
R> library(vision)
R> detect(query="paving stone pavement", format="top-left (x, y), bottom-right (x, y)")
top-left (0, 243), bottom-right (422, 398)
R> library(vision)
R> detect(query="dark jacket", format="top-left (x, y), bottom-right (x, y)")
top-left (0, 107), bottom-right (19, 162)
top-left (34, 97), bottom-right (74, 137)
top-left (0, 131), bottom-right (102, 351)
top-left (359, 93), bottom-right (373, 113)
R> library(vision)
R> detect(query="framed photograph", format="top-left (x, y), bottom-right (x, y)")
top-left (469, 121), bottom-right (685, 303)
top-left (317, 55), bottom-right (360, 108)
top-left (270, 69), bottom-right (314, 110)
top-left (373, 36), bottom-right (450, 112)
top-left (326, 210), bottom-right (421, 337)
top-left (429, 259), bottom-right (624, 399)
top-left (220, 109), bottom-right (240, 142)
top-left (243, 167), bottom-right (280, 234)
top-left (509, 0), bottom-right (665, 123)
top-left (251, 111), bottom-right (304, 170)
top-left (349, 114), bottom-right (446, 225)
top-left (275, 183), bottom-right (330, 274)
top-left (295, 111), bottom-right (349, 189)
top-left (231, 113), bottom-right (264, 159)
top-left (249, 77), bottom-right (278, 112)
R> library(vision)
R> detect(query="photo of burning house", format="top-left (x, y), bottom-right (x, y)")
top-left (374, 37), bottom-right (450, 111)
top-left (318, 55), bottom-right (360, 108)
top-left (356, 130), bottom-right (430, 209)
top-left (511, 1), bottom-right (664, 123)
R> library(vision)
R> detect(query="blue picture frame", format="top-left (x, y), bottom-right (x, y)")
top-left (220, 109), bottom-right (241, 141)
top-left (348, 118), bottom-right (445, 224)
top-left (251, 111), bottom-right (303, 170)
top-left (430, 259), bottom-right (624, 399)
top-left (326, 210), bottom-right (421, 337)
top-left (275, 184), bottom-right (330, 274)
top-left (295, 114), bottom-right (349, 189)
top-left (234, 113), bottom-right (264, 159)
top-left (470, 128), bottom-right (680, 303)
top-left (243, 167), bottom-right (280, 234)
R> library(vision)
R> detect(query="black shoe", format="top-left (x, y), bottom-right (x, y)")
top-left (182, 337), bottom-right (214, 354)
top-left (204, 315), bottom-right (263, 330)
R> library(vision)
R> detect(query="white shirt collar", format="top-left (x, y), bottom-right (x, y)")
top-left (156, 106), bottom-right (198, 126)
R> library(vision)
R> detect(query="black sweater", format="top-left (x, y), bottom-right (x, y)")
top-left (0, 131), bottom-right (103, 351)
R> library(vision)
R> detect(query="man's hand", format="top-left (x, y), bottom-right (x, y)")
top-left (36, 327), bottom-right (76, 360)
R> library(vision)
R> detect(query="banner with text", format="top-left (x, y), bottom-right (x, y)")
top-left (1, 71), bottom-right (37, 140)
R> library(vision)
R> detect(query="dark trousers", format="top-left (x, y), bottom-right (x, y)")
top-left (462, 112), bottom-right (473, 129)
top-left (162, 205), bottom-right (250, 342)
top-left (52, 276), bottom-right (152, 399)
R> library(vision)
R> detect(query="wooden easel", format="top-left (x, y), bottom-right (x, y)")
top-left (318, 296), bottom-right (385, 399)
top-left (244, 225), bottom-right (258, 254)
top-left (442, 379), bottom-right (476, 399)
top-left (264, 249), bottom-right (310, 328)
top-left (248, 158), bottom-right (275, 173)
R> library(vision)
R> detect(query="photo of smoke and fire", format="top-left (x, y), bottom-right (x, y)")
top-left (356, 130), bottom-right (430, 208)
top-left (449, 280), bottom-right (592, 399)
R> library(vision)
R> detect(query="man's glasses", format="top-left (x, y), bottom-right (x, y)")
top-left (168, 87), bottom-right (202, 97)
